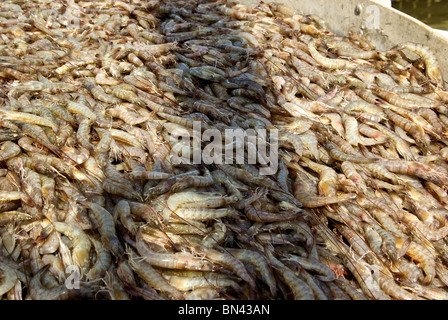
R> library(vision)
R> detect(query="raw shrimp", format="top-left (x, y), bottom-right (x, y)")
top-left (52, 222), bottom-right (91, 269)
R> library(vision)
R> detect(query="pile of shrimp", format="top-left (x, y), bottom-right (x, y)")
top-left (2, 0), bottom-right (448, 300)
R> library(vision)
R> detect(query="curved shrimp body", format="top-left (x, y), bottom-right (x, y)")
top-left (52, 222), bottom-right (91, 270)
top-left (76, 117), bottom-right (95, 152)
top-left (82, 201), bottom-right (123, 258)
top-left (282, 254), bottom-right (336, 282)
top-left (380, 160), bottom-right (448, 187)
top-left (370, 224), bottom-right (397, 262)
top-left (337, 225), bottom-right (378, 265)
top-left (127, 171), bottom-right (173, 180)
top-left (127, 249), bottom-right (184, 300)
top-left (326, 141), bottom-right (377, 163)
top-left (344, 100), bottom-right (386, 119)
top-left (114, 200), bottom-right (137, 236)
top-left (166, 191), bottom-right (235, 212)
top-left (397, 42), bottom-right (444, 88)
top-left (14, 122), bottom-right (61, 156)
top-left (0, 141), bottom-right (21, 161)
top-left (340, 255), bottom-right (391, 300)
top-left (363, 224), bottom-right (383, 256)
top-left (86, 237), bottom-right (112, 282)
top-left (293, 178), bottom-right (356, 207)
top-left (377, 271), bottom-right (422, 300)
top-left (396, 238), bottom-right (436, 285)
top-left (66, 101), bottom-right (96, 121)
top-left (199, 247), bottom-right (256, 289)
top-left (172, 207), bottom-right (239, 221)
top-left (308, 39), bottom-right (358, 70)
top-left (0, 109), bottom-right (59, 133)
top-left (0, 211), bottom-right (32, 226)
top-left (83, 79), bottom-right (122, 104)
top-left (340, 161), bottom-right (368, 193)
top-left (217, 165), bottom-right (280, 191)
top-left (301, 157), bottom-right (338, 197)
top-left (265, 249), bottom-right (314, 300)
top-left (226, 248), bottom-right (277, 296)
top-left (0, 262), bottom-right (18, 296)
top-left (163, 274), bottom-right (240, 292)
top-left (400, 210), bottom-right (448, 242)
top-left (383, 109), bottom-right (427, 146)
top-left (29, 265), bottom-right (94, 300)
top-left (244, 205), bottom-right (302, 222)
top-left (135, 237), bottom-right (217, 272)
top-left (341, 114), bottom-right (380, 146)
top-left (171, 170), bottom-right (214, 193)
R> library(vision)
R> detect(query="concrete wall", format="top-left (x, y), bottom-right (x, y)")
top-left (370, 0), bottom-right (391, 7)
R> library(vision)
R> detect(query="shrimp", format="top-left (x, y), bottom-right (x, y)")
top-left (400, 210), bottom-right (448, 242)
top-left (52, 222), bottom-right (91, 270)
top-left (113, 200), bottom-right (137, 236)
top-left (376, 268), bottom-right (422, 300)
top-left (14, 122), bottom-right (61, 156)
top-left (0, 109), bottom-right (59, 133)
top-left (0, 141), bottom-right (21, 161)
top-left (0, 211), bottom-right (32, 226)
top-left (369, 122), bottom-right (415, 161)
top-left (363, 224), bottom-right (383, 256)
top-left (340, 255), bottom-right (391, 300)
top-left (39, 231), bottom-right (60, 255)
top-left (66, 100), bottom-right (97, 121)
top-left (83, 78), bottom-right (121, 104)
top-left (300, 157), bottom-right (338, 197)
top-left (28, 265), bottom-right (89, 300)
top-left (86, 237), bottom-right (112, 282)
top-left (225, 248), bottom-right (277, 296)
top-left (95, 70), bottom-right (122, 86)
top-left (396, 42), bottom-right (444, 88)
top-left (197, 246), bottom-right (255, 289)
top-left (293, 177), bottom-right (356, 208)
top-left (264, 246), bottom-right (314, 300)
top-left (135, 234), bottom-right (216, 271)
top-left (396, 238), bottom-right (436, 285)
top-left (127, 248), bottom-right (184, 300)
top-left (340, 161), bottom-right (369, 194)
top-left (308, 39), bottom-right (358, 70)
top-left (172, 207), bottom-right (239, 221)
top-left (185, 287), bottom-right (220, 300)
top-left (341, 114), bottom-right (380, 146)
top-left (109, 128), bottom-right (145, 149)
top-left (81, 201), bottom-right (123, 258)
top-left (384, 109), bottom-right (428, 146)
top-left (402, 282), bottom-right (448, 300)
top-left (380, 160), bottom-right (448, 188)
top-left (166, 191), bottom-right (233, 212)
top-left (337, 225), bottom-right (378, 265)
top-left (282, 254), bottom-right (336, 282)
top-left (41, 254), bottom-right (66, 284)
top-left (0, 262), bottom-right (18, 296)
top-left (171, 169), bottom-right (214, 192)
top-left (244, 205), bottom-right (302, 222)
top-left (73, 117), bottom-right (95, 152)
top-left (326, 141), bottom-right (377, 163)
top-left (370, 224), bottom-right (397, 262)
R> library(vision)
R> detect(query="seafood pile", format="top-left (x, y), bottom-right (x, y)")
top-left (2, 0), bottom-right (448, 300)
